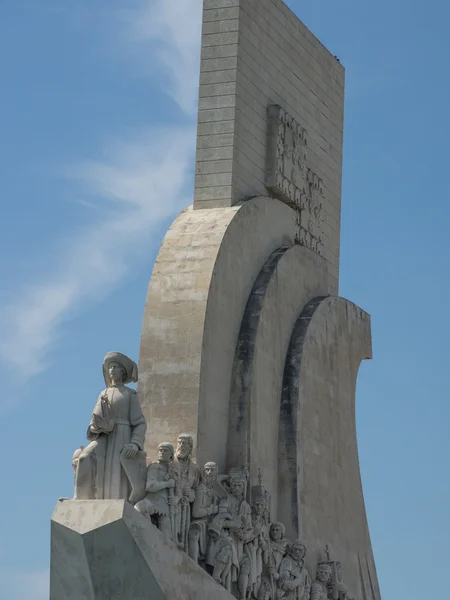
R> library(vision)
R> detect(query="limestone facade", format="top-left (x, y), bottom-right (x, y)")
top-left (195, 0), bottom-right (343, 294)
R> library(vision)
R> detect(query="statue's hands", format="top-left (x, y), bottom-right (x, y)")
top-left (168, 496), bottom-right (178, 506)
top-left (165, 479), bottom-right (176, 489)
top-left (283, 582), bottom-right (296, 592)
top-left (122, 443), bottom-right (139, 459)
top-left (269, 566), bottom-right (279, 578)
top-left (181, 486), bottom-right (194, 501)
top-left (236, 530), bottom-right (248, 540)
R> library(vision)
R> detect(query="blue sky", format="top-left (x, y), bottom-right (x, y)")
top-left (0, 1), bottom-right (448, 599)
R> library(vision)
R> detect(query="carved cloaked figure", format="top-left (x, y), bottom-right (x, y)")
top-left (207, 469), bottom-right (253, 599)
top-left (258, 521), bottom-right (290, 600)
top-left (74, 352), bottom-right (146, 500)
top-left (173, 434), bottom-right (200, 551)
top-left (278, 540), bottom-right (311, 600)
top-left (135, 442), bottom-right (179, 542)
top-left (188, 462), bottom-right (221, 564)
top-left (310, 563), bottom-right (332, 600)
top-left (267, 522), bottom-right (290, 573)
top-left (242, 485), bottom-right (270, 599)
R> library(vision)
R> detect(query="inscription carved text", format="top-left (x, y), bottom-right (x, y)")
top-left (266, 105), bottom-right (324, 255)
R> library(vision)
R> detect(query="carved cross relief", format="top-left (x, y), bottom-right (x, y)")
top-left (266, 105), bottom-right (324, 255)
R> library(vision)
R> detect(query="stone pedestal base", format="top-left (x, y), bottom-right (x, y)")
top-left (50, 499), bottom-right (235, 600)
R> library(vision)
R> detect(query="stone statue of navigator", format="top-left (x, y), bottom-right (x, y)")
top-left (67, 353), bottom-right (353, 600)
top-left (74, 352), bottom-right (146, 500)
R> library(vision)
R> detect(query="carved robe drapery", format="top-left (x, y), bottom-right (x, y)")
top-left (279, 557), bottom-right (311, 600)
top-left (75, 385), bottom-right (146, 500)
top-left (244, 514), bottom-right (270, 596)
top-left (259, 537), bottom-right (290, 599)
top-left (174, 457), bottom-right (200, 550)
top-left (226, 494), bottom-right (253, 564)
top-left (189, 482), bottom-right (220, 560)
top-left (142, 461), bottom-right (177, 516)
top-left (206, 494), bottom-right (253, 593)
top-left (267, 538), bottom-right (290, 572)
top-left (310, 580), bottom-right (329, 600)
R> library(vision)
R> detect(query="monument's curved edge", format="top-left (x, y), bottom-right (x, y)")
top-left (281, 295), bottom-right (380, 600)
top-left (139, 196), bottom-right (297, 468)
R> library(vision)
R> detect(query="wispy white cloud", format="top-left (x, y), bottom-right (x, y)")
top-left (120, 0), bottom-right (203, 115)
top-left (0, 127), bottom-right (195, 380)
top-left (0, 0), bottom-right (200, 386)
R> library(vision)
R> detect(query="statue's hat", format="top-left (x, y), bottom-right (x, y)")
top-left (103, 352), bottom-right (138, 386)
top-left (251, 485), bottom-right (267, 504)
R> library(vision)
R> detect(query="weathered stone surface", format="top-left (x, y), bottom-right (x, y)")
top-left (280, 296), bottom-right (379, 599)
top-left (139, 196), bottom-right (296, 469)
top-left (139, 193), bottom-right (381, 598)
top-left (194, 0), bottom-right (343, 294)
top-left (51, 500), bottom-right (236, 600)
top-left (227, 243), bottom-right (328, 514)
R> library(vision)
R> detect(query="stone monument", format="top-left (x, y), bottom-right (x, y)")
top-left (50, 1), bottom-right (382, 599)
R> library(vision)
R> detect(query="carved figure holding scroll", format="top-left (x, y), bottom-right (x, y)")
top-left (74, 352), bottom-right (146, 500)
top-left (278, 540), bottom-right (311, 600)
top-left (188, 461), bottom-right (221, 564)
top-left (135, 442), bottom-right (179, 542)
top-left (310, 563), bottom-right (332, 600)
top-left (173, 434), bottom-right (200, 551)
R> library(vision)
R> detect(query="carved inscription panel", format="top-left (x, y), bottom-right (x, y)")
top-left (266, 105), bottom-right (324, 255)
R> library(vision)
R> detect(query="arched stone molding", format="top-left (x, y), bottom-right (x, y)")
top-left (139, 197), bottom-right (297, 468)
top-left (279, 296), bottom-right (327, 539)
top-left (280, 296), bottom-right (379, 599)
top-left (227, 245), bottom-right (328, 516)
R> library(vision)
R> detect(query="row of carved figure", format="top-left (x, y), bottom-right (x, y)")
top-left (69, 352), bottom-right (354, 600)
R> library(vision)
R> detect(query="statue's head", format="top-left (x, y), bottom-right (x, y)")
top-left (251, 485), bottom-right (267, 517)
top-left (290, 539), bottom-right (307, 562)
top-left (253, 500), bottom-right (265, 516)
top-left (157, 442), bottom-right (174, 463)
top-left (108, 361), bottom-right (126, 383)
top-left (176, 434), bottom-right (193, 459)
top-left (228, 469), bottom-right (247, 498)
top-left (317, 563), bottom-right (332, 584)
top-left (269, 521), bottom-right (285, 542)
top-left (208, 522), bottom-right (221, 541)
top-left (202, 462), bottom-right (218, 486)
top-left (103, 352), bottom-right (138, 387)
top-left (230, 477), bottom-right (245, 498)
